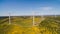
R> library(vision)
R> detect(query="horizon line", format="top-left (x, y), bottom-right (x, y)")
top-left (0, 14), bottom-right (60, 16)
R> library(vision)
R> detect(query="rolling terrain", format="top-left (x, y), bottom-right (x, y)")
top-left (0, 16), bottom-right (60, 34)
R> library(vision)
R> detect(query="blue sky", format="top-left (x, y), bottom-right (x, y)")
top-left (0, 0), bottom-right (60, 16)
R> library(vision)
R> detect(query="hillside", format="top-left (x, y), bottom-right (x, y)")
top-left (0, 16), bottom-right (60, 34)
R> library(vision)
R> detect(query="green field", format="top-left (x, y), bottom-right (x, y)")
top-left (0, 16), bottom-right (60, 34)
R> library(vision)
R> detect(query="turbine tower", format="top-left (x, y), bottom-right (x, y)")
top-left (41, 13), bottom-right (44, 20)
top-left (32, 11), bottom-right (35, 26)
top-left (9, 13), bottom-right (11, 24)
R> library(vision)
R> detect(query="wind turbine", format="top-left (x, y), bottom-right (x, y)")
top-left (41, 13), bottom-right (44, 20)
top-left (32, 11), bottom-right (35, 26)
top-left (9, 13), bottom-right (11, 24)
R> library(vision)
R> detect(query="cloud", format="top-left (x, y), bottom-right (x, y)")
top-left (40, 7), bottom-right (53, 11)
top-left (34, 6), bottom-right (56, 15)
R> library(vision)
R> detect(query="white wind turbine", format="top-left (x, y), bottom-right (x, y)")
top-left (9, 13), bottom-right (11, 24)
top-left (32, 11), bottom-right (35, 26)
top-left (41, 13), bottom-right (44, 20)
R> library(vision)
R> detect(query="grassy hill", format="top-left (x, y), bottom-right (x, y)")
top-left (0, 16), bottom-right (60, 34)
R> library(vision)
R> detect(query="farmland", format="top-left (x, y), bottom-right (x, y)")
top-left (0, 16), bottom-right (60, 34)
